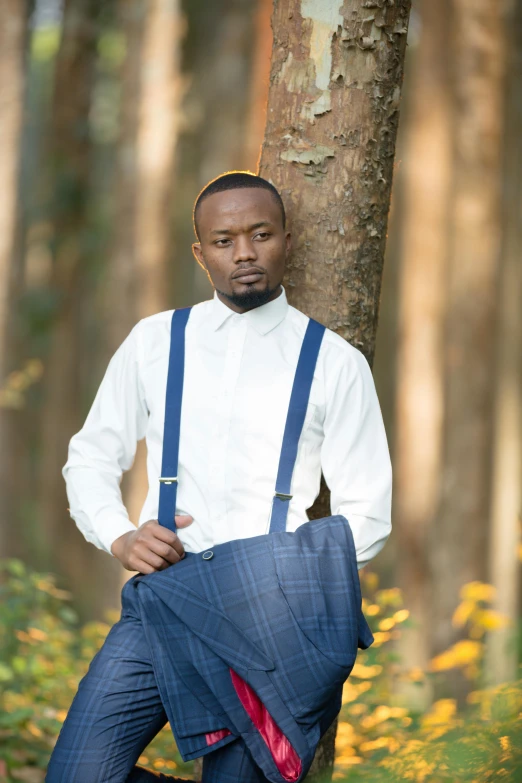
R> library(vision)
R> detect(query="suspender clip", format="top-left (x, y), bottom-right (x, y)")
top-left (159, 477), bottom-right (178, 485)
top-left (274, 492), bottom-right (292, 501)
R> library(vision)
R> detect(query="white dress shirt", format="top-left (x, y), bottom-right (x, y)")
top-left (63, 285), bottom-right (392, 569)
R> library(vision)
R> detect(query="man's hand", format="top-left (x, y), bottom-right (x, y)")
top-left (110, 516), bottom-right (194, 573)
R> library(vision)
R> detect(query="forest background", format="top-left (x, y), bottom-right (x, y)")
top-left (0, 0), bottom-right (521, 781)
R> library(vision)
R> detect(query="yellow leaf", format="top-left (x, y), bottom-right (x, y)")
top-left (421, 698), bottom-right (457, 728)
top-left (378, 617), bottom-right (396, 631)
top-left (372, 631), bottom-right (391, 646)
top-left (362, 571), bottom-right (379, 592)
top-left (394, 609), bottom-right (410, 623)
top-left (460, 581), bottom-right (496, 603)
top-left (452, 599), bottom-right (475, 628)
top-left (474, 609), bottom-right (510, 631)
top-left (429, 640), bottom-right (482, 671)
top-left (27, 722), bottom-right (43, 738)
top-left (359, 736), bottom-right (399, 753)
top-left (406, 667), bottom-right (425, 683)
top-left (27, 627), bottom-right (48, 642)
top-left (350, 662), bottom-right (383, 679)
top-left (376, 588), bottom-right (403, 607)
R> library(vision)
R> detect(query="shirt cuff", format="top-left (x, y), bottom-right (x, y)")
top-left (96, 514), bottom-right (137, 556)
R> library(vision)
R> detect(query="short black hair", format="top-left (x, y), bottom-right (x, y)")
top-left (193, 171), bottom-right (286, 240)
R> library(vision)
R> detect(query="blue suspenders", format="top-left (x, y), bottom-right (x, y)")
top-left (158, 306), bottom-right (325, 537)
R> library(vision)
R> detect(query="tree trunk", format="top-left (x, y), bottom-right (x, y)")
top-left (429, 0), bottom-right (507, 702)
top-left (36, 0), bottom-right (122, 621)
top-left (174, 0), bottom-right (261, 306)
top-left (485, 0), bottom-right (522, 686)
top-left (0, 0), bottom-right (28, 555)
top-left (105, 0), bottom-right (184, 563)
top-left (259, 0), bottom-right (411, 777)
top-left (392, 0), bottom-right (452, 710)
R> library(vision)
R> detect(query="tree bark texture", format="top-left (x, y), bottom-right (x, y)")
top-left (392, 0), bottom-right (452, 710)
top-left (259, 0), bottom-right (411, 366)
top-left (429, 0), bottom-right (507, 700)
top-left (259, 0), bottom-right (411, 777)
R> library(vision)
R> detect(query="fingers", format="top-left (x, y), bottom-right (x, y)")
top-left (133, 541), bottom-right (181, 572)
top-left (146, 517), bottom-right (192, 558)
top-left (131, 518), bottom-right (193, 572)
top-left (175, 514), bottom-right (194, 528)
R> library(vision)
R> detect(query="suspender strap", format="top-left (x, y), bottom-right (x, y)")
top-left (269, 318), bottom-right (325, 533)
top-left (158, 307), bottom-right (325, 537)
top-left (158, 307), bottom-right (192, 532)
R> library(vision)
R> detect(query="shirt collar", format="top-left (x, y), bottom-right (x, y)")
top-left (208, 284), bottom-right (289, 335)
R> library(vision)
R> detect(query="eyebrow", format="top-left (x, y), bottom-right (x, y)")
top-left (210, 221), bottom-right (273, 236)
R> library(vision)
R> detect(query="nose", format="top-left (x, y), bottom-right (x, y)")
top-left (233, 235), bottom-right (257, 263)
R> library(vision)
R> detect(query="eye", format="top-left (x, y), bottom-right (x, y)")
top-left (254, 232), bottom-right (271, 241)
top-left (214, 238), bottom-right (231, 247)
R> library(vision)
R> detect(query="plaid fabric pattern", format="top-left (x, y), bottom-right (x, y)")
top-left (45, 571), bottom-right (269, 783)
top-left (130, 513), bottom-right (373, 783)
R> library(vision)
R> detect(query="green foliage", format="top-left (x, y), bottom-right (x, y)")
top-left (333, 571), bottom-right (522, 781)
top-left (1, 558), bottom-right (520, 782)
top-left (0, 559), bottom-right (193, 782)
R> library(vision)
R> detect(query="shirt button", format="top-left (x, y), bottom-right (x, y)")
top-left (202, 550), bottom-right (214, 560)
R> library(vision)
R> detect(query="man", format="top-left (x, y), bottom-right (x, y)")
top-left (46, 172), bottom-right (392, 782)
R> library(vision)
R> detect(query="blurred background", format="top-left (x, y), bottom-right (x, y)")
top-left (0, 0), bottom-right (521, 780)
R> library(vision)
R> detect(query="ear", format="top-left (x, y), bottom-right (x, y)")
top-left (192, 242), bottom-right (206, 271)
top-left (285, 230), bottom-right (292, 257)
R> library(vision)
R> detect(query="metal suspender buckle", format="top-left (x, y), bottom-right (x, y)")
top-left (274, 492), bottom-right (292, 501)
top-left (159, 477), bottom-right (178, 485)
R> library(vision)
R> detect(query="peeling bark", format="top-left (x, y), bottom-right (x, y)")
top-left (259, 0), bottom-right (411, 777)
top-left (259, 0), bottom-right (411, 365)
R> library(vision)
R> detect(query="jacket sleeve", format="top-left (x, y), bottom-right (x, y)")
top-left (320, 343), bottom-right (392, 570)
top-left (62, 324), bottom-right (149, 555)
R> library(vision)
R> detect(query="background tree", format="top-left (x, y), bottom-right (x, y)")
top-left (486, 0), bottom-right (522, 686)
top-left (36, 0), bottom-right (111, 619)
top-left (0, 0), bottom-right (30, 555)
top-left (392, 0), bottom-right (451, 710)
top-left (259, 0), bottom-right (412, 776)
top-left (105, 0), bottom-right (185, 545)
top-left (429, 0), bottom-right (507, 703)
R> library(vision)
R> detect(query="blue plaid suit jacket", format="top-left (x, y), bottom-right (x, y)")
top-left (125, 512), bottom-right (373, 783)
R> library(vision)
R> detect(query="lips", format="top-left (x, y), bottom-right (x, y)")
top-left (232, 268), bottom-right (264, 283)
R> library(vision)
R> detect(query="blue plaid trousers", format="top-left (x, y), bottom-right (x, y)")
top-left (45, 554), bottom-right (267, 783)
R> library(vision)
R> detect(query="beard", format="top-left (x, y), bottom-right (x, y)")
top-left (215, 280), bottom-right (281, 310)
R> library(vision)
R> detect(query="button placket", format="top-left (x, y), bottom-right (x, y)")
top-left (207, 318), bottom-right (247, 529)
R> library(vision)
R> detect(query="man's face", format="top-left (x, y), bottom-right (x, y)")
top-left (192, 187), bottom-right (291, 312)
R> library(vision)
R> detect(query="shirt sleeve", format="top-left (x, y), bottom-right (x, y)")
top-left (62, 323), bottom-right (149, 555)
top-left (320, 343), bottom-right (392, 570)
